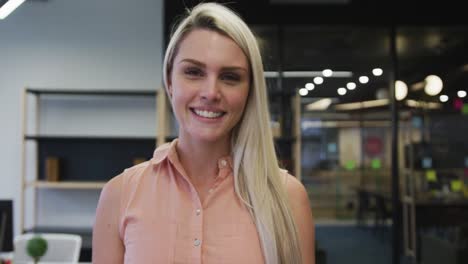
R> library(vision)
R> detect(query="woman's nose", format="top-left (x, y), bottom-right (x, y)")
top-left (200, 76), bottom-right (221, 101)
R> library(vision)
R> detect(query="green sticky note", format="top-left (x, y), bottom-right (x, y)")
top-left (451, 180), bottom-right (462, 192)
top-left (426, 170), bottom-right (437, 182)
top-left (371, 158), bottom-right (381, 169)
top-left (462, 104), bottom-right (468, 115)
top-left (345, 160), bottom-right (356, 171)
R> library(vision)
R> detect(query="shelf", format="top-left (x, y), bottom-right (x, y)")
top-left (26, 88), bottom-right (158, 96)
top-left (26, 181), bottom-right (106, 190)
top-left (25, 135), bottom-right (157, 141)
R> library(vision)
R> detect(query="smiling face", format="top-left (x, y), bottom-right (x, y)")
top-left (167, 29), bottom-right (250, 146)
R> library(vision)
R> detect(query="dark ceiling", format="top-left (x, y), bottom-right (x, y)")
top-left (165, 0), bottom-right (468, 111)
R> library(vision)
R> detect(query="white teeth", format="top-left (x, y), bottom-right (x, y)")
top-left (194, 109), bottom-right (223, 118)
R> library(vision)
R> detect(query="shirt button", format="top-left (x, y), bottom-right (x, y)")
top-left (194, 238), bottom-right (201, 246)
top-left (196, 209), bottom-right (201, 215)
top-left (220, 159), bottom-right (227, 167)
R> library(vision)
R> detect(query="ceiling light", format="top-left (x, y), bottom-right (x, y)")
top-left (313, 77), bottom-right (324, 85)
top-left (305, 83), bottom-right (315, 90)
top-left (337, 87), bottom-right (347, 95)
top-left (458, 90), bottom-right (467, 98)
top-left (406, 100), bottom-right (442, 109)
top-left (299, 88), bottom-right (308, 96)
top-left (346, 82), bottom-right (356, 90)
top-left (0, 0), bottom-right (26, 20)
top-left (322, 69), bottom-right (333, 77)
top-left (410, 81), bottom-right (425, 91)
top-left (306, 98), bottom-right (333, 111)
top-left (424, 75), bottom-right (443, 96)
top-left (439, 95), bottom-right (449, 102)
top-left (395, 80), bottom-right (408, 101)
top-left (372, 68), bottom-right (383, 76)
top-left (334, 99), bottom-right (389, 110)
top-left (359, 76), bottom-right (369, 84)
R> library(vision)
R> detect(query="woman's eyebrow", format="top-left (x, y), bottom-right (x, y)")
top-left (179, 58), bottom-right (248, 73)
top-left (179, 58), bottom-right (205, 67)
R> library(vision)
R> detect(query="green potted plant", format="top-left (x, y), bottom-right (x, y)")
top-left (26, 236), bottom-right (48, 264)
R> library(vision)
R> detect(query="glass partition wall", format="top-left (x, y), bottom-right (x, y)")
top-left (396, 26), bottom-right (468, 264)
top-left (252, 25), bottom-right (393, 221)
top-left (252, 24), bottom-right (468, 264)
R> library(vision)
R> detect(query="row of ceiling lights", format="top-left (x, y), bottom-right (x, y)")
top-left (298, 68), bottom-right (383, 96)
top-left (298, 69), bottom-right (467, 103)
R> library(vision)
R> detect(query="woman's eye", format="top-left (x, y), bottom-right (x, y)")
top-left (184, 68), bottom-right (203, 77)
top-left (221, 73), bottom-right (241, 82)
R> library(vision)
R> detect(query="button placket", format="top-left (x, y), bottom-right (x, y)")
top-left (220, 159), bottom-right (227, 167)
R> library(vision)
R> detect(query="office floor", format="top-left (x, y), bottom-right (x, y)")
top-left (316, 224), bottom-right (411, 264)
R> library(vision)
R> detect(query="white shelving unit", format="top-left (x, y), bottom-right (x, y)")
top-left (19, 88), bottom-right (170, 248)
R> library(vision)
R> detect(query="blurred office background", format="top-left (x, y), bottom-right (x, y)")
top-left (1, 0), bottom-right (468, 263)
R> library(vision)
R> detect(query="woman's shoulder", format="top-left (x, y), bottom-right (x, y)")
top-left (280, 170), bottom-right (310, 206)
top-left (102, 141), bottom-right (174, 193)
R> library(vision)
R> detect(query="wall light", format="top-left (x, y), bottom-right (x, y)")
top-left (458, 90), bottom-right (467, 98)
top-left (424, 75), bottom-right (443, 96)
top-left (395, 80), bottom-right (408, 101)
top-left (0, 0), bottom-right (26, 20)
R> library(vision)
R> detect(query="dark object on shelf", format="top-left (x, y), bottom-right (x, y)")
top-left (45, 157), bottom-right (60, 182)
top-left (30, 136), bottom-right (156, 182)
top-left (133, 157), bottom-right (147, 165)
top-left (0, 200), bottom-right (13, 252)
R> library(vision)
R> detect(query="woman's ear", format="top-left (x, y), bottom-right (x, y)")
top-left (165, 74), bottom-right (173, 98)
top-left (166, 84), bottom-right (173, 99)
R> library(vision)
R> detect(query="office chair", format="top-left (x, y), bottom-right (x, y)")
top-left (14, 233), bottom-right (82, 263)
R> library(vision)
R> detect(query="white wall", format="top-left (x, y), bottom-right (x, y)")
top-left (0, 0), bottom-right (164, 236)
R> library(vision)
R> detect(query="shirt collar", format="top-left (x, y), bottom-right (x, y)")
top-left (151, 138), bottom-right (233, 174)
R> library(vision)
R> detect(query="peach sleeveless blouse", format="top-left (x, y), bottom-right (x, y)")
top-left (116, 139), bottom-right (265, 263)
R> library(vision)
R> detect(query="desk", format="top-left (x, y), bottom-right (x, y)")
top-left (355, 187), bottom-right (468, 261)
top-left (355, 187), bottom-right (468, 227)
top-left (355, 187), bottom-right (392, 230)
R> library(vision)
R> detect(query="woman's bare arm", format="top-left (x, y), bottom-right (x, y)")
top-left (287, 175), bottom-right (316, 264)
top-left (92, 176), bottom-right (125, 263)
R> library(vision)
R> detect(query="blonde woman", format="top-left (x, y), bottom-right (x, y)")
top-left (93, 2), bottom-right (314, 264)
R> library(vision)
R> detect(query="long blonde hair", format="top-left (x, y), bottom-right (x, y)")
top-left (163, 3), bottom-right (302, 264)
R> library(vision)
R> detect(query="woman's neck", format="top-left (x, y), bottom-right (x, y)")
top-left (176, 135), bottom-right (231, 187)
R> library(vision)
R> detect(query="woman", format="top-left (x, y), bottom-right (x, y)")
top-left (93, 2), bottom-right (314, 264)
